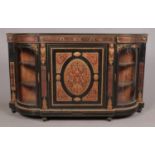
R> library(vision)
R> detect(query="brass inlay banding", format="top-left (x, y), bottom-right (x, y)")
top-left (40, 43), bottom-right (46, 65)
top-left (31, 44), bottom-right (38, 52)
top-left (107, 44), bottom-right (114, 110)
top-left (109, 44), bottom-right (115, 65)
top-left (117, 36), bottom-right (147, 43)
top-left (10, 62), bottom-right (16, 102)
top-left (137, 91), bottom-right (143, 103)
top-left (10, 62), bottom-right (16, 90)
top-left (42, 97), bottom-right (47, 110)
top-left (15, 101), bottom-right (139, 112)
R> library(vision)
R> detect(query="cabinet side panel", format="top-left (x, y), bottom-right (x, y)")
top-left (8, 43), bottom-right (17, 105)
top-left (137, 43), bottom-right (146, 104)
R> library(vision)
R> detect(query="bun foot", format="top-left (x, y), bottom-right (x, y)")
top-left (107, 117), bottom-right (112, 121)
top-left (137, 103), bottom-right (144, 113)
top-left (137, 107), bottom-right (142, 113)
top-left (11, 109), bottom-right (16, 113)
top-left (42, 117), bottom-right (48, 121)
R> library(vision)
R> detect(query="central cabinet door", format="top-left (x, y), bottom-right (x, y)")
top-left (47, 44), bottom-right (107, 108)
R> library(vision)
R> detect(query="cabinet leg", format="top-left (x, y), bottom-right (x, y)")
top-left (42, 117), bottom-right (48, 121)
top-left (137, 107), bottom-right (142, 113)
top-left (11, 108), bottom-right (16, 113)
top-left (10, 103), bottom-right (16, 113)
top-left (137, 103), bottom-right (144, 113)
top-left (107, 117), bottom-right (112, 121)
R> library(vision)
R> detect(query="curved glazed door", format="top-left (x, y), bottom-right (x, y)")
top-left (116, 44), bottom-right (138, 107)
top-left (48, 44), bottom-right (107, 108)
top-left (15, 44), bottom-right (39, 108)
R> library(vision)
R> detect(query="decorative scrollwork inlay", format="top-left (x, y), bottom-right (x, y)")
top-left (40, 44), bottom-right (46, 65)
top-left (137, 91), bottom-right (143, 103)
top-left (40, 44), bottom-right (47, 110)
top-left (10, 62), bottom-right (16, 103)
top-left (109, 44), bottom-right (115, 65)
top-left (42, 97), bottom-right (47, 110)
top-left (64, 59), bottom-right (91, 96)
top-left (31, 44), bottom-right (38, 52)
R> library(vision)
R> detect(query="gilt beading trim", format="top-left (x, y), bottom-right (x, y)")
top-left (10, 62), bottom-right (16, 103)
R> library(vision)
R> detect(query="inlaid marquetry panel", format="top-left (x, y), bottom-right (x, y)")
top-left (56, 53), bottom-right (72, 73)
top-left (64, 59), bottom-right (91, 96)
top-left (83, 53), bottom-right (99, 73)
top-left (56, 81), bottom-right (72, 102)
top-left (82, 81), bottom-right (98, 101)
top-left (50, 47), bottom-right (105, 107)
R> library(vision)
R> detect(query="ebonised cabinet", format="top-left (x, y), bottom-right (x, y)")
top-left (7, 33), bottom-right (147, 120)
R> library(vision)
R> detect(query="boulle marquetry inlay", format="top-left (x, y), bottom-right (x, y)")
top-left (56, 81), bottom-right (72, 102)
top-left (63, 58), bottom-right (91, 96)
top-left (107, 44), bottom-right (115, 110)
top-left (83, 52), bottom-right (99, 73)
top-left (51, 48), bottom-right (104, 106)
top-left (56, 53), bottom-right (72, 73)
top-left (40, 35), bottom-right (115, 43)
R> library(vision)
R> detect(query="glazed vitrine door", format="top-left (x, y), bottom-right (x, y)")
top-left (15, 44), bottom-right (39, 108)
top-left (116, 44), bottom-right (138, 107)
top-left (47, 44), bottom-right (107, 109)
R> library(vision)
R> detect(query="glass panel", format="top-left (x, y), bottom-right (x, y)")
top-left (117, 46), bottom-right (137, 105)
top-left (17, 48), bottom-right (37, 105)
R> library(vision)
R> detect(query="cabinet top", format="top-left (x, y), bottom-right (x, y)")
top-left (7, 33), bottom-right (148, 43)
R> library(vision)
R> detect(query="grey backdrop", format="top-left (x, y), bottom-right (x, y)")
top-left (0, 28), bottom-right (154, 127)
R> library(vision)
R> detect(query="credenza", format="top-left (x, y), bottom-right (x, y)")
top-left (7, 33), bottom-right (147, 121)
